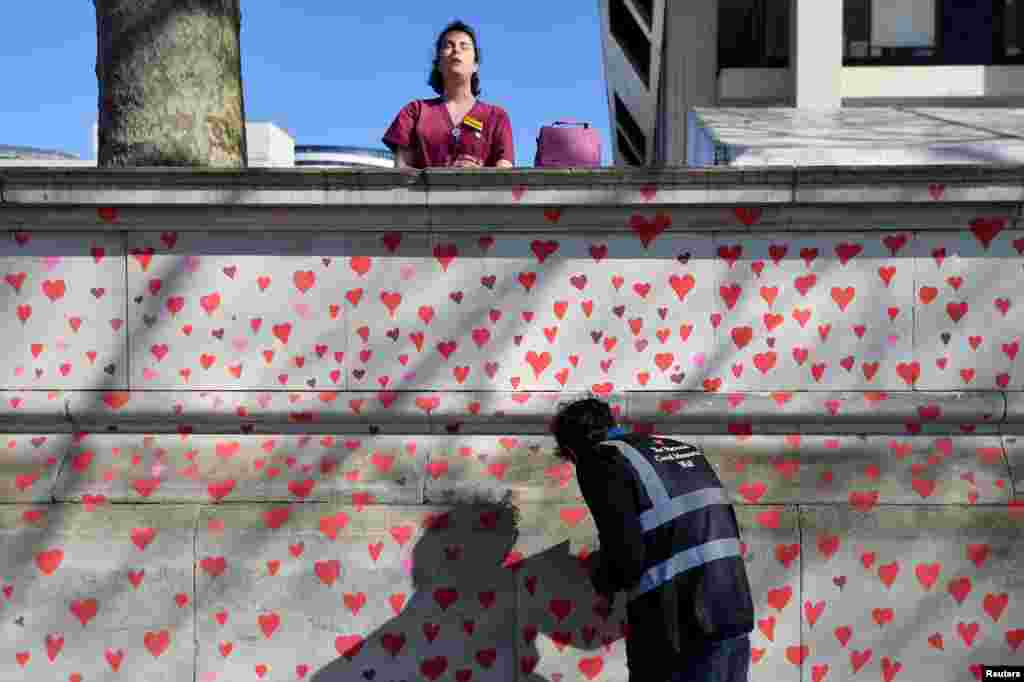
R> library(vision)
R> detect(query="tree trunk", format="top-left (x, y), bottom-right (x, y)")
top-left (94, 0), bottom-right (247, 167)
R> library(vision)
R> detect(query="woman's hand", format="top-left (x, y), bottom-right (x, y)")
top-left (451, 154), bottom-right (483, 168)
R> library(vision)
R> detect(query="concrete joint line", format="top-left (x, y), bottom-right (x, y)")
top-left (421, 171), bottom-right (434, 229)
top-left (122, 230), bottom-right (131, 384)
top-left (795, 502), bottom-right (805, 670)
top-left (47, 398), bottom-right (78, 504)
top-left (192, 505), bottom-right (200, 682)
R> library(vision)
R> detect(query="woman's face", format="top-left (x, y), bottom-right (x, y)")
top-left (439, 30), bottom-right (477, 82)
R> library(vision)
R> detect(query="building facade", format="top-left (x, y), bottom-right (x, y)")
top-left (0, 144), bottom-right (94, 168)
top-left (295, 145), bottom-right (395, 169)
top-left (599, 0), bottom-right (1024, 165)
top-left (2, 125), bottom-right (390, 169)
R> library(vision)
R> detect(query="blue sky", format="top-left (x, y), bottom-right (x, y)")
top-left (2, 3), bottom-right (613, 166)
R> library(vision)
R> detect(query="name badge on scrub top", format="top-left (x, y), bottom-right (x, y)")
top-left (452, 116), bottom-right (483, 141)
top-left (464, 115), bottom-right (484, 140)
top-left (455, 114), bottom-right (485, 156)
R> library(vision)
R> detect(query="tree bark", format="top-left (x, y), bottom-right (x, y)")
top-left (95, 0), bottom-right (247, 167)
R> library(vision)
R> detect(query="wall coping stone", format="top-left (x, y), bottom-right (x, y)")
top-left (2, 166), bottom-right (1023, 231)
top-left (1, 165), bottom-right (1023, 210)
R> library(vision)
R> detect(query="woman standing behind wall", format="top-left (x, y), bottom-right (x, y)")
top-left (383, 20), bottom-right (515, 169)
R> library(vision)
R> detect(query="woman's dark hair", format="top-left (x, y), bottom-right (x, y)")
top-left (428, 20), bottom-right (482, 97)
top-left (550, 397), bottom-right (617, 461)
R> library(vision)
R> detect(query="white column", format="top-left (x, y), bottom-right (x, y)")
top-left (657, 0), bottom-right (718, 166)
top-left (792, 0), bottom-right (843, 108)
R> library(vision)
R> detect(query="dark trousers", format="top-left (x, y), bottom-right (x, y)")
top-left (664, 634), bottom-right (751, 682)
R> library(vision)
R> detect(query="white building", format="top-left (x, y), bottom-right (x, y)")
top-left (1, 122), bottom-right (297, 168)
top-left (599, 0), bottom-right (1024, 165)
top-left (0, 144), bottom-right (94, 168)
top-left (0, 124), bottom-right (397, 169)
top-left (295, 145), bottom-right (394, 169)
top-left (245, 122), bottom-right (295, 168)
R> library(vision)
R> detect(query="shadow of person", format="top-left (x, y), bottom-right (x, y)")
top-left (311, 492), bottom-right (626, 682)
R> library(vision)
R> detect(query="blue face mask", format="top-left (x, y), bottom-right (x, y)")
top-left (605, 426), bottom-right (626, 439)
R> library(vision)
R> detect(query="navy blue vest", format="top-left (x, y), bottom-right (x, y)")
top-left (598, 432), bottom-right (754, 658)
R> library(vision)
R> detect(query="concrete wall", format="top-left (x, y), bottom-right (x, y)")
top-left (0, 166), bottom-right (1021, 681)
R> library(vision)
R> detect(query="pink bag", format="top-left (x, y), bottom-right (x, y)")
top-left (534, 120), bottom-right (602, 168)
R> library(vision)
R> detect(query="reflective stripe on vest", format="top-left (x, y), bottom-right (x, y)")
top-left (600, 439), bottom-right (741, 599)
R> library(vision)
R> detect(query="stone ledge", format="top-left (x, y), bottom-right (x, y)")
top-left (41, 391), bottom-right (1013, 430)
top-left (0, 205), bottom-right (434, 230)
top-left (0, 390), bottom-right (1009, 437)
top-left (1, 203), bottom-right (1019, 233)
top-left (627, 391), bottom-right (1007, 425)
top-left (0, 392), bottom-right (70, 432)
top-left (2, 166), bottom-right (1024, 211)
top-left (1001, 391), bottom-right (1024, 423)
top-left (1, 430), bottom-right (1018, 505)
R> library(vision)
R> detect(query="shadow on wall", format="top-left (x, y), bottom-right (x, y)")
top-left (311, 493), bottom-right (624, 682)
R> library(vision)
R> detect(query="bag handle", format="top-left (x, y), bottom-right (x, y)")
top-left (550, 120), bottom-right (591, 128)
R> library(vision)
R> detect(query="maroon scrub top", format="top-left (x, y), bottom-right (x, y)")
top-left (382, 97), bottom-right (514, 168)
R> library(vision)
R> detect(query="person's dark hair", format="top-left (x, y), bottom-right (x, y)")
top-left (428, 20), bottom-right (482, 97)
top-left (550, 397), bottom-right (617, 462)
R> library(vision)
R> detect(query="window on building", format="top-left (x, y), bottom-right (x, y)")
top-left (997, 0), bottom-right (1024, 60)
top-left (632, 0), bottom-right (653, 30)
top-left (718, 0), bottom-right (790, 70)
top-left (1007, 0), bottom-right (1021, 54)
top-left (614, 93), bottom-right (646, 165)
top-left (844, 0), bottom-right (939, 63)
top-left (610, 0), bottom-right (652, 87)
